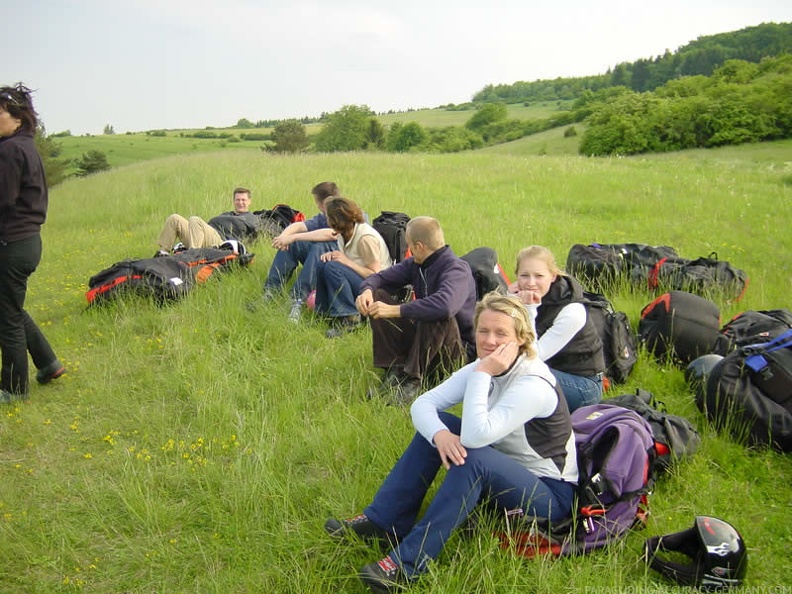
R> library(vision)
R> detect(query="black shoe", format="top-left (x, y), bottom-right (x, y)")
top-left (0, 389), bottom-right (28, 404)
top-left (366, 369), bottom-right (401, 400)
top-left (325, 314), bottom-right (362, 338)
top-left (36, 360), bottom-right (66, 385)
top-left (359, 557), bottom-right (407, 593)
top-left (324, 514), bottom-right (393, 547)
top-left (387, 376), bottom-right (422, 406)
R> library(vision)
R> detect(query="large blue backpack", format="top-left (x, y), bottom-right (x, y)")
top-left (505, 404), bottom-right (657, 557)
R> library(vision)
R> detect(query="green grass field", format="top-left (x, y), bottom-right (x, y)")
top-left (54, 102), bottom-right (575, 172)
top-left (1, 140), bottom-right (791, 593)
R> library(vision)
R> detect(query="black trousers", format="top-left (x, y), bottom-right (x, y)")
top-left (370, 289), bottom-right (468, 381)
top-left (0, 235), bottom-right (58, 395)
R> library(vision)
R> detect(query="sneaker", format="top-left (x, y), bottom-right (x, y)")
top-left (153, 250), bottom-right (169, 258)
top-left (324, 514), bottom-right (393, 547)
top-left (172, 242), bottom-right (186, 254)
top-left (36, 360), bottom-right (66, 385)
top-left (359, 556), bottom-right (407, 593)
top-left (288, 300), bottom-right (303, 323)
top-left (0, 389), bottom-right (28, 404)
top-left (262, 288), bottom-right (276, 302)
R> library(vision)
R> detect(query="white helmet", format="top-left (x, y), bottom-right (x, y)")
top-left (219, 239), bottom-right (246, 255)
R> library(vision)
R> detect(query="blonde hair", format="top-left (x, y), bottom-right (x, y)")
top-left (514, 245), bottom-right (565, 277)
top-left (474, 292), bottom-right (537, 359)
top-left (406, 216), bottom-right (444, 250)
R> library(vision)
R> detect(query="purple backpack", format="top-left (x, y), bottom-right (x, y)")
top-left (507, 404), bottom-right (657, 557)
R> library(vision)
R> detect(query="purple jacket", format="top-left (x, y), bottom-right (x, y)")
top-left (360, 245), bottom-right (477, 356)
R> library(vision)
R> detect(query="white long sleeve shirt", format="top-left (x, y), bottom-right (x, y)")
top-left (410, 355), bottom-right (578, 482)
top-left (525, 301), bottom-right (587, 362)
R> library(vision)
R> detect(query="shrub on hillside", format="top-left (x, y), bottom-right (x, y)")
top-left (386, 122), bottom-right (429, 152)
top-left (269, 120), bottom-right (308, 153)
top-left (465, 102), bottom-right (508, 132)
top-left (74, 150), bottom-right (111, 177)
top-left (425, 127), bottom-right (483, 152)
top-left (313, 105), bottom-right (375, 152)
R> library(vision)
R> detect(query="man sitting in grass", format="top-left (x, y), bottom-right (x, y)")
top-left (355, 216), bottom-right (477, 404)
top-left (258, 181), bottom-right (341, 322)
top-left (154, 187), bottom-right (260, 256)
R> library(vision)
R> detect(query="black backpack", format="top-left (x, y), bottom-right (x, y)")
top-left (606, 389), bottom-right (702, 473)
top-left (583, 291), bottom-right (638, 386)
top-left (712, 309), bottom-right (792, 356)
top-left (566, 244), bottom-right (625, 290)
top-left (86, 257), bottom-right (193, 305)
top-left (460, 247), bottom-right (510, 300)
top-left (372, 211), bottom-right (410, 265)
top-left (699, 330), bottom-right (792, 452)
top-left (86, 247), bottom-right (253, 306)
top-left (567, 243), bottom-right (679, 291)
top-left (649, 252), bottom-right (749, 302)
top-left (254, 204), bottom-right (306, 239)
top-left (638, 291), bottom-right (721, 365)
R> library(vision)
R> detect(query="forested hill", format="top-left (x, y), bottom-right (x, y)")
top-left (472, 22), bottom-right (792, 103)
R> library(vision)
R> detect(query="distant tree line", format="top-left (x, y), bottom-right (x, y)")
top-left (472, 22), bottom-right (792, 102)
top-left (35, 22), bottom-right (791, 181)
top-left (579, 54), bottom-right (792, 155)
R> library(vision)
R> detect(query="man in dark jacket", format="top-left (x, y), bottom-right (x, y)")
top-left (356, 216), bottom-right (477, 404)
top-left (155, 187), bottom-right (260, 256)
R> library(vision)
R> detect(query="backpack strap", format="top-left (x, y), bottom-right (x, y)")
top-left (743, 328), bottom-right (792, 375)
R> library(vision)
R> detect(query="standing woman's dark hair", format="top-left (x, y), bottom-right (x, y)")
top-left (0, 82), bottom-right (65, 403)
top-left (0, 84), bottom-right (39, 133)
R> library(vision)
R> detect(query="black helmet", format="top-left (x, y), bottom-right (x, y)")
top-left (645, 516), bottom-right (747, 591)
top-left (685, 354), bottom-right (724, 391)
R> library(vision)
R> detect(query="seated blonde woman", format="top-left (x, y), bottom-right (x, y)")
top-left (325, 292), bottom-right (577, 592)
top-left (509, 245), bottom-right (606, 411)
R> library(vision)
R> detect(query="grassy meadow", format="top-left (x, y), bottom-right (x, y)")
top-left (55, 102), bottom-right (574, 173)
top-left (1, 140), bottom-right (791, 593)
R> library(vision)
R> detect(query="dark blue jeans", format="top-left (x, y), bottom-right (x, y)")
top-left (0, 235), bottom-right (58, 395)
top-left (263, 240), bottom-right (337, 300)
top-left (364, 413), bottom-right (576, 579)
top-left (314, 260), bottom-right (363, 318)
top-left (550, 368), bottom-right (603, 412)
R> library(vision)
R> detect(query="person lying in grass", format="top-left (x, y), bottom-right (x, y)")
top-left (154, 186), bottom-right (260, 256)
top-left (326, 292), bottom-right (578, 593)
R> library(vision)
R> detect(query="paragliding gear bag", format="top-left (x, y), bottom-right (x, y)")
top-left (712, 309), bottom-right (792, 356)
top-left (639, 291), bottom-right (721, 365)
top-left (605, 389), bottom-right (701, 473)
top-left (699, 329), bottom-right (792, 452)
top-left (86, 247), bottom-right (253, 306)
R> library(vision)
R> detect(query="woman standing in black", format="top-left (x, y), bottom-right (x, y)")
top-left (0, 83), bottom-right (64, 403)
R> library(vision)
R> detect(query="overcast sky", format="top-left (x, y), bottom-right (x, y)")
top-left (4, 0), bottom-right (790, 135)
